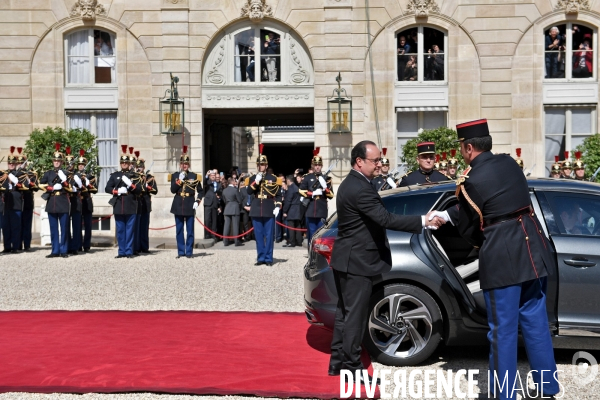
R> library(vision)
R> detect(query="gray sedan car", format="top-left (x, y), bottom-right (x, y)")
top-left (304, 178), bottom-right (600, 366)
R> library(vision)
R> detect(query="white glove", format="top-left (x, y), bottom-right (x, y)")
top-left (58, 170), bottom-right (67, 182)
top-left (425, 225), bottom-right (438, 230)
top-left (428, 210), bottom-right (451, 223)
top-left (179, 172), bottom-right (186, 181)
top-left (318, 176), bottom-right (327, 189)
top-left (71, 186), bottom-right (77, 193)
top-left (254, 172), bottom-right (263, 185)
top-left (121, 176), bottom-right (132, 187)
top-left (193, 202), bottom-right (199, 210)
top-left (8, 183), bottom-right (13, 190)
top-left (386, 177), bottom-right (397, 188)
top-left (273, 207), bottom-right (280, 218)
top-left (73, 175), bottom-right (83, 188)
top-left (85, 178), bottom-right (90, 186)
top-left (312, 188), bottom-right (323, 197)
top-left (117, 187), bottom-right (128, 195)
top-left (8, 173), bottom-right (18, 184)
top-left (53, 183), bottom-right (62, 191)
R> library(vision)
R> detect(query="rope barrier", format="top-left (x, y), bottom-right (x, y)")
top-left (275, 220), bottom-right (307, 232)
top-left (195, 217), bottom-right (254, 239)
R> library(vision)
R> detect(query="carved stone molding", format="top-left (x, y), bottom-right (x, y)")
top-left (241, 0), bottom-right (273, 23)
top-left (70, 0), bottom-right (107, 21)
top-left (555, 0), bottom-right (591, 14)
top-left (203, 86), bottom-right (314, 109)
top-left (289, 40), bottom-right (309, 85)
top-left (205, 37), bottom-right (226, 85)
top-left (162, 0), bottom-right (189, 9)
top-left (406, 0), bottom-right (440, 17)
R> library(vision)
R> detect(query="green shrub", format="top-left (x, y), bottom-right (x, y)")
top-left (400, 127), bottom-right (466, 172)
top-left (575, 133), bottom-right (600, 180)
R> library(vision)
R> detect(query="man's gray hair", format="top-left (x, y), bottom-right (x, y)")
top-left (550, 26), bottom-right (559, 34)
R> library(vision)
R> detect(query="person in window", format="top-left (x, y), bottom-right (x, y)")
top-left (403, 55), bottom-right (418, 81)
top-left (545, 27), bottom-right (563, 78)
top-left (263, 32), bottom-right (280, 82)
top-left (244, 38), bottom-right (256, 82)
top-left (559, 202), bottom-right (590, 235)
top-left (573, 35), bottom-right (593, 78)
top-left (397, 36), bottom-right (411, 81)
top-left (409, 30), bottom-right (418, 50)
top-left (425, 44), bottom-right (444, 80)
top-left (99, 32), bottom-right (113, 56)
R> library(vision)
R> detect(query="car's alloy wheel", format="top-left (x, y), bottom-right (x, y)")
top-left (365, 283), bottom-right (442, 366)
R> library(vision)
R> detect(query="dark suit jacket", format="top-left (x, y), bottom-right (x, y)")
top-left (283, 182), bottom-right (302, 221)
top-left (331, 169), bottom-right (422, 276)
top-left (203, 179), bottom-right (220, 208)
top-left (222, 185), bottom-right (242, 216)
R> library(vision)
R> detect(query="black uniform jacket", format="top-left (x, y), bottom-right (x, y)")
top-left (22, 171), bottom-right (39, 211)
top-left (81, 173), bottom-right (97, 215)
top-left (447, 151), bottom-right (552, 290)
top-left (246, 173), bottom-right (282, 218)
top-left (170, 171), bottom-right (203, 216)
top-left (141, 173), bottom-right (158, 214)
top-left (2, 169), bottom-right (30, 212)
top-left (105, 170), bottom-right (143, 215)
top-left (331, 169), bottom-right (422, 276)
top-left (68, 171), bottom-right (83, 214)
top-left (40, 168), bottom-right (72, 214)
top-left (299, 172), bottom-right (334, 219)
top-left (399, 169), bottom-right (451, 187)
top-left (283, 182), bottom-right (302, 221)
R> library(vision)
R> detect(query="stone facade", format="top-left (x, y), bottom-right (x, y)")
top-left (2, 0), bottom-right (600, 235)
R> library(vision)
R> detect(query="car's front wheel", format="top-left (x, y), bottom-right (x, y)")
top-left (365, 283), bottom-right (443, 366)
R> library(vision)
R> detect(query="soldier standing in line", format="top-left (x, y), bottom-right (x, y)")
top-left (399, 142), bottom-right (451, 186)
top-left (39, 143), bottom-right (72, 258)
top-left (105, 145), bottom-right (142, 258)
top-left (299, 148), bottom-right (334, 244)
top-left (438, 152), bottom-right (449, 177)
top-left (17, 147), bottom-right (38, 252)
top-left (246, 144), bottom-right (282, 266)
top-left (447, 149), bottom-right (459, 179)
top-left (127, 147), bottom-right (142, 255)
top-left (371, 148), bottom-right (397, 191)
top-left (170, 146), bottom-right (203, 259)
top-left (136, 154), bottom-right (157, 254)
top-left (77, 149), bottom-right (97, 253)
top-left (1, 147), bottom-right (28, 253)
top-left (65, 147), bottom-right (84, 255)
top-left (561, 151), bottom-right (573, 179)
top-left (550, 155), bottom-right (562, 178)
top-left (574, 151), bottom-right (586, 180)
top-left (514, 148), bottom-right (524, 170)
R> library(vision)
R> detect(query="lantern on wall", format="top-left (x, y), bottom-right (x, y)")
top-left (327, 72), bottom-right (352, 134)
top-left (159, 73), bottom-right (185, 135)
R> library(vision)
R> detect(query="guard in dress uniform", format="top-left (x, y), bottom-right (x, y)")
top-left (550, 155), bottom-right (561, 178)
top-left (64, 147), bottom-right (84, 255)
top-left (170, 146), bottom-right (203, 258)
top-left (1, 147), bottom-right (29, 253)
top-left (447, 149), bottom-right (459, 179)
top-left (299, 148), bottom-right (334, 244)
top-left (437, 119), bottom-right (559, 399)
top-left (438, 152), bottom-right (449, 176)
top-left (246, 144), bottom-right (282, 266)
top-left (17, 148), bottom-right (38, 252)
top-left (574, 151), bottom-right (586, 180)
top-left (371, 148), bottom-right (397, 191)
top-left (126, 147), bottom-right (142, 255)
top-left (514, 148), bottom-right (524, 170)
top-left (561, 151), bottom-right (573, 179)
top-left (136, 155), bottom-right (157, 253)
top-left (105, 145), bottom-right (142, 258)
top-left (399, 142), bottom-right (451, 186)
top-left (77, 150), bottom-right (97, 252)
top-left (39, 143), bottom-right (72, 258)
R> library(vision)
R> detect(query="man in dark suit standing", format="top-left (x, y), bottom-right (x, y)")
top-left (222, 177), bottom-right (244, 247)
top-left (328, 140), bottom-right (443, 382)
top-left (203, 170), bottom-right (220, 240)
top-left (282, 175), bottom-right (302, 247)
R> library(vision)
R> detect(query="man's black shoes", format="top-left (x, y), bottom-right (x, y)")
top-left (46, 254), bottom-right (59, 258)
top-left (266, 262), bottom-right (273, 266)
top-left (254, 261), bottom-right (265, 266)
top-left (235, 242), bottom-right (244, 246)
top-left (328, 367), bottom-right (340, 376)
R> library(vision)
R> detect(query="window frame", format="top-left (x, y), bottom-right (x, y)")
top-left (543, 22), bottom-right (597, 82)
top-left (64, 28), bottom-right (117, 88)
top-left (395, 25), bottom-right (448, 85)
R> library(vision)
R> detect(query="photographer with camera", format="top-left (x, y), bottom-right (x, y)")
top-left (425, 44), bottom-right (444, 81)
top-left (573, 34), bottom-right (593, 78)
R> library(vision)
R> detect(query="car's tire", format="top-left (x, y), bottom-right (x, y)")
top-left (364, 283), bottom-right (443, 366)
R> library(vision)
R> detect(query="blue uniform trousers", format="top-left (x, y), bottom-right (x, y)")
top-left (252, 216), bottom-right (274, 263)
top-left (175, 215), bottom-right (194, 256)
top-left (484, 277), bottom-right (559, 399)
top-left (48, 212), bottom-right (69, 255)
top-left (139, 212), bottom-right (150, 251)
top-left (69, 211), bottom-right (82, 252)
top-left (306, 217), bottom-right (324, 244)
top-left (82, 212), bottom-right (92, 250)
top-left (21, 208), bottom-right (33, 249)
top-left (2, 210), bottom-right (22, 251)
top-left (114, 214), bottom-right (135, 256)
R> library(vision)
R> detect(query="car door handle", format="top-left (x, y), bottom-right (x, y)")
top-left (564, 258), bottom-right (596, 267)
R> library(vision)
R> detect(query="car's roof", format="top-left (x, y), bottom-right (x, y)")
top-left (380, 177), bottom-right (600, 198)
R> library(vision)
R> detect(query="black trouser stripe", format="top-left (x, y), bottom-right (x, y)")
top-left (489, 290), bottom-right (499, 393)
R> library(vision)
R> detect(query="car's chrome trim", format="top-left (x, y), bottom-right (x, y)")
top-left (559, 325), bottom-right (600, 337)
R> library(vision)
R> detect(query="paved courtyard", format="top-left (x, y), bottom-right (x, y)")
top-left (0, 245), bottom-right (598, 399)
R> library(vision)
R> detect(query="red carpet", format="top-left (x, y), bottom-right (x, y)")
top-left (0, 311), bottom-right (378, 398)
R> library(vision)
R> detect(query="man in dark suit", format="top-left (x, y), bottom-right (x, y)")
top-left (222, 177), bottom-right (244, 247)
top-left (328, 140), bottom-right (443, 382)
top-left (282, 175), bottom-right (302, 247)
top-left (203, 170), bottom-right (220, 240)
top-left (433, 119), bottom-right (559, 399)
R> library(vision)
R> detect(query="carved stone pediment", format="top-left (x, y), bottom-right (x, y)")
top-left (407, 0), bottom-right (440, 17)
top-left (71, 0), bottom-right (107, 21)
top-left (241, 0), bottom-right (273, 23)
top-left (555, 0), bottom-right (590, 14)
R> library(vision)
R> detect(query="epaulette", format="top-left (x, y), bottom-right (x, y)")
top-left (276, 177), bottom-right (283, 185)
top-left (244, 177), bottom-right (250, 186)
top-left (401, 171), bottom-right (411, 178)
